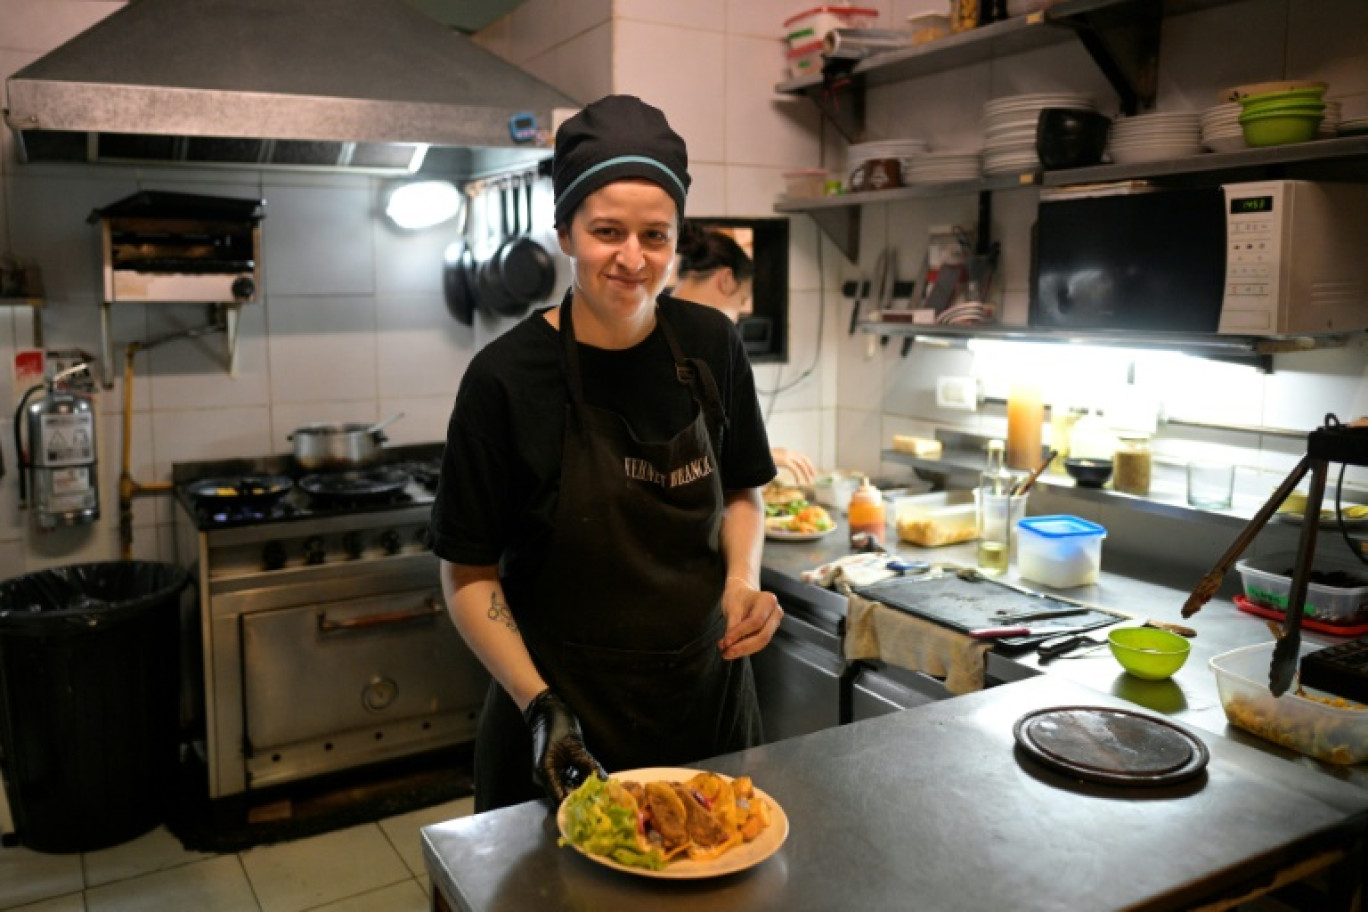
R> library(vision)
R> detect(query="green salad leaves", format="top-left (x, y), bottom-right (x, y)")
top-left (558, 776), bottom-right (665, 871)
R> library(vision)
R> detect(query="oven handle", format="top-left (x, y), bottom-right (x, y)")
top-left (316, 596), bottom-right (444, 632)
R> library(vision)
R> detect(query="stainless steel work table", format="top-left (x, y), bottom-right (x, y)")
top-left (757, 516), bottom-right (1367, 791)
top-left (423, 673), bottom-right (1368, 912)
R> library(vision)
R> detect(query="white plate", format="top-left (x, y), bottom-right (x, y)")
top-left (558, 767), bottom-right (789, 879)
top-left (1273, 510), bottom-right (1368, 530)
top-left (766, 525), bottom-right (837, 542)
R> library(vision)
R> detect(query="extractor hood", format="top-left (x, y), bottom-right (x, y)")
top-left (4, 0), bottom-right (579, 180)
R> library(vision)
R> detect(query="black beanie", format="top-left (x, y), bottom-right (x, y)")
top-left (552, 95), bottom-right (690, 228)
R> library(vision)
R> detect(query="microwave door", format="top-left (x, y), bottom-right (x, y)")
top-left (1030, 188), bottom-right (1226, 333)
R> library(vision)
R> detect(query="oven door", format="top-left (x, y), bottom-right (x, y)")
top-left (241, 588), bottom-right (487, 754)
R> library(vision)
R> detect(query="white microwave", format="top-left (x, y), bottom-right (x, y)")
top-left (1031, 180), bottom-right (1368, 336)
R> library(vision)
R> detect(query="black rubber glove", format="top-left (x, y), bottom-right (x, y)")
top-left (523, 688), bottom-right (606, 805)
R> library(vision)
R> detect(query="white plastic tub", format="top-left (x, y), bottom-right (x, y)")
top-left (1016, 515), bottom-right (1105, 588)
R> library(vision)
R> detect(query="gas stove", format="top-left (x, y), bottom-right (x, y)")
top-left (171, 442), bottom-right (488, 802)
top-left (172, 444), bottom-right (443, 577)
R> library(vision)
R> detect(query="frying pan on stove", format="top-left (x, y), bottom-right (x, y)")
top-left (186, 475), bottom-right (293, 508)
top-left (298, 467), bottom-right (410, 502)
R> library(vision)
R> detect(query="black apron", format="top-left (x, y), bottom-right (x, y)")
top-left (473, 296), bottom-right (762, 811)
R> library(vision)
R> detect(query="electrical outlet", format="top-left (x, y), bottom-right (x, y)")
top-left (937, 376), bottom-right (977, 411)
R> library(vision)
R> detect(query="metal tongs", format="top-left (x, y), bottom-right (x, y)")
top-left (1182, 414), bottom-right (1368, 696)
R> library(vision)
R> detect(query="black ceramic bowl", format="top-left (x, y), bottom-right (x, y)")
top-left (1036, 108), bottom-right (1111, 170)
top-left (1065, 458), bottom-right (1113, 488)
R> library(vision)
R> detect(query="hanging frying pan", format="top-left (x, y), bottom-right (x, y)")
top-left (186, 474), bottom-right (293, 508)
top-left (443, 242), bottom-right (477, 326)
top-left (443, 196), bottom-right (477, 327)
top-left (476, 181), bottom-right (522, 317)
top-left (496, 174), bottom-right (557, 305)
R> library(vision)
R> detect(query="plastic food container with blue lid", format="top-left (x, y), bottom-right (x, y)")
top-left (1017, 515), bottom-right (1107, 588)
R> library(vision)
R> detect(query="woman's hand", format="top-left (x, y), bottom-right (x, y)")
top-left (771, 447), bottom-right (817, 487)
top-left (717, 577), bottom-right (784, 660)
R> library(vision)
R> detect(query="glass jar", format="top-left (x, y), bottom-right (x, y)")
top-left (1113, 434), bottom-right (1152, 496)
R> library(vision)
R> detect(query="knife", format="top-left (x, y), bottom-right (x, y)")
top-left (968, 624), bottom-right (1099, 639)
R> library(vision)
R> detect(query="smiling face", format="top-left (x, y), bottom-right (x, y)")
top-left (557, 179), bottom-right (678, 344)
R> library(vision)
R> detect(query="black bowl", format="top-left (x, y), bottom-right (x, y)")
top-left (1065, 458), bottom-right (1113, 488)
top-left (1036, 108), bottom-right (1111, 170)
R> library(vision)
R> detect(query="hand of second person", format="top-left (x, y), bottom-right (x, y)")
top-left (718, 581), bottom-right (784, 660)
top-left (772, 447), bottom-right (817, 487)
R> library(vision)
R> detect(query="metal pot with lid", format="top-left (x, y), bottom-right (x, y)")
top-left (289, 413), bottom-right (403, 471)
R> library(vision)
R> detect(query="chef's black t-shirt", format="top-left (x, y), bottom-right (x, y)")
top-left (429, 295), bottom-right (777, 574)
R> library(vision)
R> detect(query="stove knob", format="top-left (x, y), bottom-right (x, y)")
top-left (342, 532), bottom-right (364, 560)
top-left (262, 541), bottom-right (287, 571)
top-left (380, 530), bottom-right (402, 555)
top-left (303, 536), bottom-right (326, 565)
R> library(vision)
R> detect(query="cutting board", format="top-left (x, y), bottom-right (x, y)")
top-left (853, 573), bottom-right (1121, 648)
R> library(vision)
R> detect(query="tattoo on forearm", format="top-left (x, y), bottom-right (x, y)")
top-left (487, 593), bottom-right (517, 631)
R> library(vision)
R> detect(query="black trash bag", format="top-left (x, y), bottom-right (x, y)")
top-left (0, 560), bottom-right (192, 853)
top-left (0, 560), bottom-right (190, 635)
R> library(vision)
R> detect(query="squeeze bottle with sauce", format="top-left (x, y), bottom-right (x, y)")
top-left (847, 478), bottom-right (886, 547)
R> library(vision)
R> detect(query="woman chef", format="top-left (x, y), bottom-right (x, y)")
top-left (429, 95), bottom-right (783, 812)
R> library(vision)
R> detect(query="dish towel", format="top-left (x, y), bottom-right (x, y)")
top-left (843, 588), bottom-right (991, 695)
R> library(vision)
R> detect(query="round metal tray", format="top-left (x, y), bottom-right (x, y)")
top-left (1014, 705), bottom-right (1210, 786)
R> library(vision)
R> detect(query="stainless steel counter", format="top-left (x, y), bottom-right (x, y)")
top-left (423, 513), bottom-right (1368, 911)
top-left (423, 675), bottom-right (1368, 912)
top-left (758, 514), bottom-right (1365, 791)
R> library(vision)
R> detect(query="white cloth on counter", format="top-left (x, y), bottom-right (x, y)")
top-left (843, 590), bottom-right (991, 694)
top-left (799, 552), bottom-right (900, 590)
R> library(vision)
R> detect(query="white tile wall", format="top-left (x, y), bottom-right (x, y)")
top-left (612, 21), bottom-right (727, 163)
top-left (3, 0), bottom-right (1366, 578)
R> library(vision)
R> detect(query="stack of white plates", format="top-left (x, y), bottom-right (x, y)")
top-left (846, 138), bottom-right (929, 187)
top-left (905, 150), bottom-right (982, 185)
top-left (981, 92), bottom-right (1095, 175)
top-left (1322, 100), bottom-right (1343, 137)
top-left (1107, 111), bottom-right (1202, 164)
top-left (1201, 100), bottom-right (1340, 153)
top-left (1200, 102), bottom-right (1246, 153)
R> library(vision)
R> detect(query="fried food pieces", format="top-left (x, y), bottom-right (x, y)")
top-left (561, 770), bottom-right (774, 869)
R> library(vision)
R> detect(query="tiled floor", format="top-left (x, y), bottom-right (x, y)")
top-left (0, 796), bottom-right (473, 912)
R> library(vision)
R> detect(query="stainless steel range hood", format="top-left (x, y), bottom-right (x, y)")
top-left (4, 0), bottom-right (579, 179)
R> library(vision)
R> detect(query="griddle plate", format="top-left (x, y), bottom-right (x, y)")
top-left (1014, 706), bottom-right (1210, 786)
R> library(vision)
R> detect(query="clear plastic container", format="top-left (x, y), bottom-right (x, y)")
top-left (1016, 515), bottom-right (1106, 588)
top-left (895, 491), bottom-right (978, 547)
top-left (784, 6), bottom-right (880, 46)
top-left (781, 169), bottom-right (831, 199)
top-left (1210, 641), bottom-right (1368, 765)
top-left (1235, 551), bottom-right (1368, 626)
top-left (786, 39), bottom-right (826, 79)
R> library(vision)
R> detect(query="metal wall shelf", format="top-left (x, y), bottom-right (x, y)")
top-left (856, 321), bottom-right (1363, 371)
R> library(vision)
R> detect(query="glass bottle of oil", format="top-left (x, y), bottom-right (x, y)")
top-left (976, 439), bottom-right (1014, 575)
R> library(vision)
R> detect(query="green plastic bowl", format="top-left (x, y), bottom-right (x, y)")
top-left (1240, 99), bottom-right (1326, 117)
top-left (1239, 111), bottom-right (1323, 147)
top-left (1108, 627), bottom-right (1191, 680)
top-left (1239, 85), bottom-right (1327, 106)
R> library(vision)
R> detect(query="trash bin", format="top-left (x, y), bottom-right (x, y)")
top-left (0, 560), bottom-right (190, 853)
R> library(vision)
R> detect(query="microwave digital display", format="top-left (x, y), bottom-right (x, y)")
top-left (1230, 195), bottom-right (1274, 215)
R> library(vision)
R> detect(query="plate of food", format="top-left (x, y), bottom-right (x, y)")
top-left (763, 483), bottom-right (835, 540)
top-left (557, 767), bottom-right (788, 879)
top-left (1274, 504), bottom-right (1368, 529)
